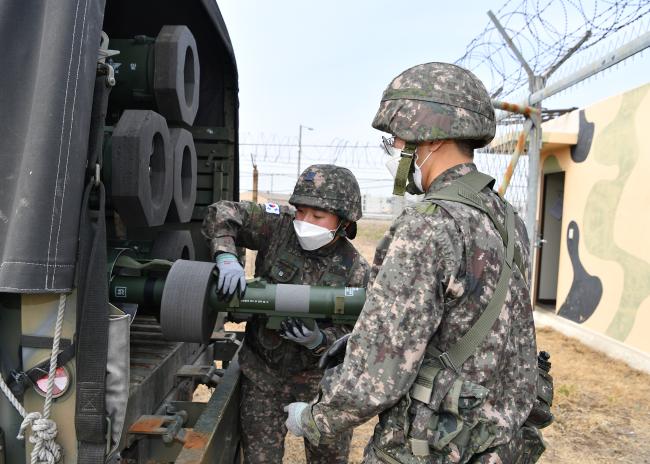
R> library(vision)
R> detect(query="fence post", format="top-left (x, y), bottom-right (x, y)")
top-left (526, 76), bottom-right (545, 281)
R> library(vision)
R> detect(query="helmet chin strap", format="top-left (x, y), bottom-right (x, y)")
top-left (392, 143), bottom-right (417, 196)
top-left (395, 141), bottom-right (445, 196)
top-left (329, 219), bottom-right (349, 242)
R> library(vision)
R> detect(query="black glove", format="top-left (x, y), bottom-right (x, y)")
top-left (318, 333), bottom-right (351, 370)
top-left (279, 317), bottom-right (324, 350)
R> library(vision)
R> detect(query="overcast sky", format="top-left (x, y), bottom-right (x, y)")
top-left (217, 0), bottom-right (650, 196)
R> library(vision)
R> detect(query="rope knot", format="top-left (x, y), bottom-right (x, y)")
top-left (18, 412), bottom-right (63, 464)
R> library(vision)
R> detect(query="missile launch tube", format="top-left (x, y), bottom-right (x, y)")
top-left (109, 275), bottom-right (366, 317)
top-left (109, 259), bottom-right (366, 342)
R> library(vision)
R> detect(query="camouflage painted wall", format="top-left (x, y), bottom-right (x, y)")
top-left (539, 82), bottom-right (650, 354)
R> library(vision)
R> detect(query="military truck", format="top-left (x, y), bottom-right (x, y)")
top-left (0, 1), bottom-right (243, 462)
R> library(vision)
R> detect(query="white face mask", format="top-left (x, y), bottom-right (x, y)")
top-left (293, 220), bottom-right (336, 250)
top-left (385, 153), bottom-right (401, 179)
top-left (412, 149), bottom-right (432, 193)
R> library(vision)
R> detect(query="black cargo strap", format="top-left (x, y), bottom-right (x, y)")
top-left (7, 337), bottom-right (75, 397)
top-left (410, 171), bottom-right (517, 405)
top-left (74, 73), bottom-right (112, 463)
top-left (74, 181), bottom-right (109, 463)
top-left (20, 335), bottom-right (71, 350)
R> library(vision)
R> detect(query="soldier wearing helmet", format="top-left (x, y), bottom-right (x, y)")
top-left (202, 164), bottom-right (369, 463)
top-left (285, 63), bottom-right (541, 463)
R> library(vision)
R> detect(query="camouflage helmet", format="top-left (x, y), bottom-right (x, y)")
top-left (289, 164), bottom-right (362, 222)
top-left (372, 62), bottom-right (495, 146)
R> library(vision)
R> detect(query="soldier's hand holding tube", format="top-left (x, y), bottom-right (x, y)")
top-left (215, 252), bottom-right (246, 299)
top-left (279, 317), bottom-right (325, 351)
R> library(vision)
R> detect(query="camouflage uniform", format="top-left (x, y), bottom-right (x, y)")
top-left (202, 165), bottom-right (370, 463)
top-left (299, 64), bottom-right (539, 463)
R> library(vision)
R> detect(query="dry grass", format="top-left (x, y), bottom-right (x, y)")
top-left (536, 327), bottom-right (650, 463)
top-left (353, 219), bottom-right (391, 266)
top-left (283, 419), bottom-right (377, 463)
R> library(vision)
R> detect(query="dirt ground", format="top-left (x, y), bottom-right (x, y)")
top-left (208, 219), bottom-right (650, 463)
top-left (284, 325), bottom-right (650, 463)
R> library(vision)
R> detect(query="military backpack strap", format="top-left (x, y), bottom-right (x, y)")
top-left (427, 202), bottom-right (515, 372)
top-left (410, 171), bottom-right (517, 405)
top-left (423, 171), bottom-right (524, 274)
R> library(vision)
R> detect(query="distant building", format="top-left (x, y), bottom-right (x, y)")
top-left (361, 194), bottom-right (392, 215)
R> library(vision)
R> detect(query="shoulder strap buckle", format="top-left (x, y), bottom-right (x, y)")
top-left (438, 351), bottom-right (458, 374)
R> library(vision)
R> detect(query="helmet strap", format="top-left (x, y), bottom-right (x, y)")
top-left (392, 143), bottom-right (416, 196)
top-left (334, 219), bottom-right (348, 238)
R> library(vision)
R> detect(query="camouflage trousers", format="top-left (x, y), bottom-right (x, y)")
top-left (240, 370), bottom-right (353, 464)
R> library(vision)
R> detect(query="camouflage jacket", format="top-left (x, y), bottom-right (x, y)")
top-left (302, 164), bottom-right (537, 462)
top-left (202, 201), bottom-right (370, 388)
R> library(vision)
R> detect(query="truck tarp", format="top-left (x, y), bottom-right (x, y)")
top-left (0, 0), bottom-right (237, 293)
top-left (0, 0), bottom-right (106, 293)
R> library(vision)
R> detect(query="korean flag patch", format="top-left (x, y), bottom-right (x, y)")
top-left (265, 202), bottom-right (280, 215)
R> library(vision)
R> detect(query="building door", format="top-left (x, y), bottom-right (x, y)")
top-left (536, 172), bottom-right (565, 305)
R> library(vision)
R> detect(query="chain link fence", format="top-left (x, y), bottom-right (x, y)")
top-left (475, 115), bottom-right (530, 217)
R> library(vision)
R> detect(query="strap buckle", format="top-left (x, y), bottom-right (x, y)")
top-left (92, 163), bottom-right (101, 187)
top-left (8, 369), bottom-right (32, 397)
top-left (438, 352), bottom-right (458, 373)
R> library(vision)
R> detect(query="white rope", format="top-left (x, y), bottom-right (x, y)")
top-left (0, 372), bottom-right (28, 418)
top-left (0, 293), bottom-right (67, 464)
top-left (42, 294), bottom-right (67, 419)
top-left (18, 412), bottom-right (62, 464)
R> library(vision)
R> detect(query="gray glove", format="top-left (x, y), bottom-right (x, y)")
top-left (215, 252), bottom-right (246, 298)
top-left (284, 402), bottom-right (308, 437)
top-left (279, 317), bottom-right (324, 350)
top-left (318, 333), bottom-right (351, 370)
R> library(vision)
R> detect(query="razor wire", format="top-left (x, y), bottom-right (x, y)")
top-left (240, 1), bottom-right (650, 212)
top-left (240, 132), bottom-right (387, 169)
top-left (239, 121), bottom-right (534, 205)
top-left (457, 0), bottom-right (650, 99)
top-left (239, 132), bottom-right (394, 198)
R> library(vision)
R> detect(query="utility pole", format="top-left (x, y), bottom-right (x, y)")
top-left (297, 124), bottom-right (313, 178)
top-left (251, 154), bottom-right (258, 203)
